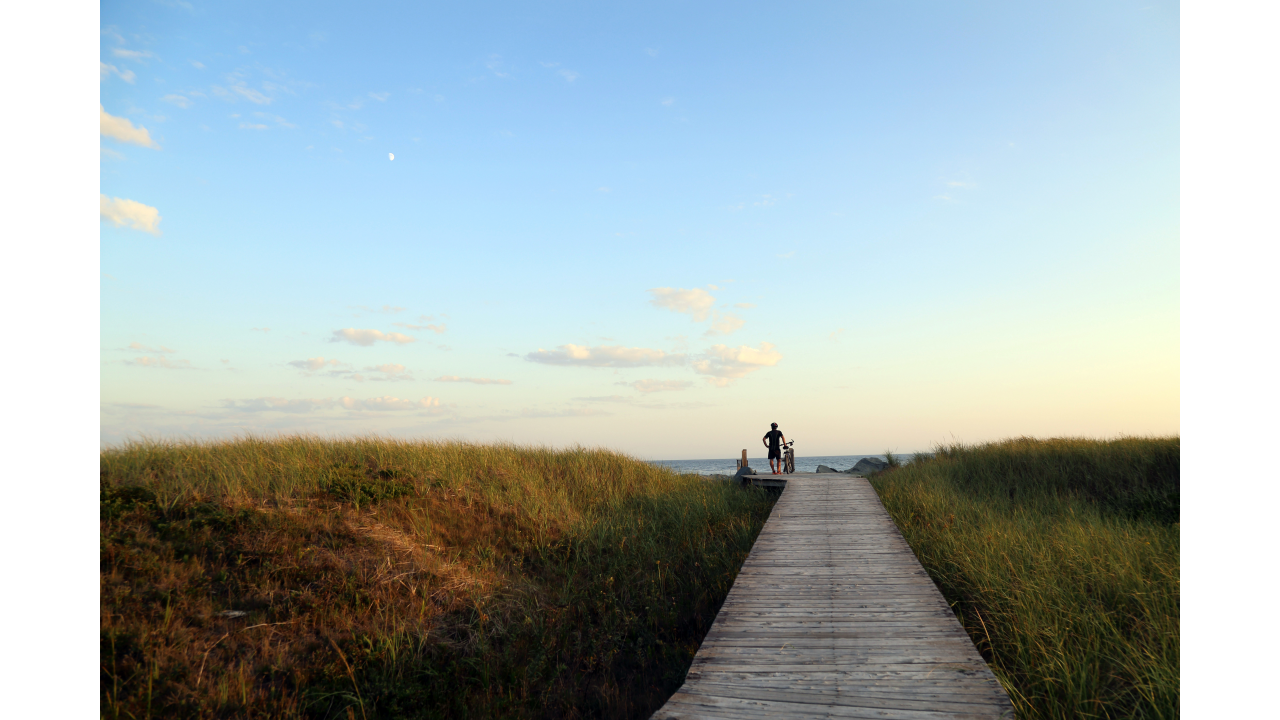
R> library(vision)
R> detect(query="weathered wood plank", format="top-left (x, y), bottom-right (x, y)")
top-left (651, 473), bottom-right (1014, 719)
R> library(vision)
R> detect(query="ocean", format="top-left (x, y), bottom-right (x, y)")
top-left (648, 454), bottom-right (910, 476)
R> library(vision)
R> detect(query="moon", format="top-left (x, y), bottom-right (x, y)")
top-left (389, 153), bottom-right (395, 161)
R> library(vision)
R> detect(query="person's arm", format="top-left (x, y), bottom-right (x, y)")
top-left (763, 433), bottom-right (771, 448)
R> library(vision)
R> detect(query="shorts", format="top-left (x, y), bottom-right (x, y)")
top-left (768, 449), bottom-right (781, 460)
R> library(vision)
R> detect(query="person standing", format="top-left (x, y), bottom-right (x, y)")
top-left (762, 422), bottom-right (786, 475)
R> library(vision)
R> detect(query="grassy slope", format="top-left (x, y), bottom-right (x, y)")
top-left (870, 437), bottom-right (1179, 720)
top-left (101, 437), bottom-right (776, 719)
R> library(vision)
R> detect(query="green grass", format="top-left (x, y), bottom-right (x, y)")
top-left (869, 436), bottom-right (1179, 719)
top-left (100, 436), bottom-right (776, 719)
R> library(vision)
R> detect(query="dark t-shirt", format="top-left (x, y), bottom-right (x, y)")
top-left (765, 429), bottom-right (783, 451)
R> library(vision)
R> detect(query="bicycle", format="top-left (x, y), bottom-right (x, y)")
top-left (782, 441), bottom-right (795, 474)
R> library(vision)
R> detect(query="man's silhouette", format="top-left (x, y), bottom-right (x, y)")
top-left (762, 422), bottom-right (786, 475)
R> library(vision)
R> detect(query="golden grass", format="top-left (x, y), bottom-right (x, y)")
top-left (101, 436), bottom-right (776, 719)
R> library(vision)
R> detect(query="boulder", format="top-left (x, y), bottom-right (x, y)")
top-left (816, 464), bottom-right (839, 473)
top-left (733, 465), bottom-right (757, 478)
top-left (848, 457), bottom-right (889, 474)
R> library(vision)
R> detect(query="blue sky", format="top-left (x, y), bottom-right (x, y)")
top-left (100, 0), bottom-right (1180, 458)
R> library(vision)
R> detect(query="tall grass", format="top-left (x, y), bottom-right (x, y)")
top-left (100, 436), bottom-right (775, 719)
top-left (870, 436), bottom-right (1179, 720)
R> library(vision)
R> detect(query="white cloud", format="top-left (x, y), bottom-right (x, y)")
top-left (366, 363), bottom-right (413, 381)
top-left (100, 105), bottom-right (158, 148)
top-left (289, 357), bottom-right (342, 372)
top-left (127, 356), bottom-right (190, 369)
top-left (627, 379), bottom-right (693, 394)
top-left (231, 84), bottom-right (271, 104)
top-left (162, 94), bottom-right (192, 108)
top-left (99, 62), bottom-right (135, 83)
top-left (100, 194), bottom-right (162, 235)
top-left (705, 312), bottom-right (745, 336)
top-left (692, 342), bottom-right (782, 385)
top-left (734, 302), bottom-right (756, 309)
top-left (486, 55), bottom-right (509, 78)
top-left (111, 48), bottom-right (154, 61)
top-left (945, 180), bottom-right (975, 189)
top-left (126, 341), bottom-right (176, 353)
top-left (660, 96), bottom-right (674, 106)
top-left (341, 396), bottom-right (439, 411)
top-left (436, 375), bottom-right (512, 385)
top-left (526, 344), bottom-right (685, 368)
top-left (597, 186), bottom-right (611, 193)
top-left (559, 69), bottom-right (579, 82)
top-left (191, 60), bottom-right (205, 69)
top-left (224, 397), bottom-right (335, 413)
top-left (254, 112), bottom-right (296, 128)
top-left (239, 123), bottom-right (268, 130)
top-left (392, 322), bottom-right (445, 333)
top-left (648, 287), bottom-right (715, 322)
top-left (646, 48), bottom-right (660, 57)
top-left (368, 91), bottom-right (390, 101)
top-left (331, 328), bottom-right (416, 346)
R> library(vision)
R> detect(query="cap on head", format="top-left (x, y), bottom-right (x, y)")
top-left (771, 422), bottom-right (778, 428)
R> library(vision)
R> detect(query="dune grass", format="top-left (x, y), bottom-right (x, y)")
top-left (869, 436), bottom-right (1179, 720)
top-left (100, 436), bottom-right (776, 719)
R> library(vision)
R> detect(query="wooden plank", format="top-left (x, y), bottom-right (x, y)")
top-left (651, 474), bottom-right (1014, 719)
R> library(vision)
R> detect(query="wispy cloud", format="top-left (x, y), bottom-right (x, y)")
top-left (624, 379), bottom-right (693, 394)
top-left (341, 396), bottom-right (439, 411)
top-left (330, 328), bottom-right (416, 346)
top-left (162, 94), bottom-right (192, 108)
top-left (99, 62), bottom-right (135, 83)
top-left (393, 322), bottom-right (446, 334)
top-left (368, 91), bottom-right (390, 101)
top-left (648, 287), bottom-right (715, 322)
top-left (734, 302), bottom-right (756, 309)
top-left (124, 341), bottom-right (176, 354)
top-left (100, 194), bottom-right (162, 235)
top-left (231, 84), bottom-right (271, 104)
top-left (486, 55), bottom-right (510, 78)
top-left (127, 355), bottom-right (190, 369)
top-left (526, 344), bottom-right (685, 368)
top-left (366, 364), bottom-right (413, 381)
top-left (660, 97), bottom-right (674, 106)
top-left (692, 342), bottom-right (782, 386)
top-left (222, 395), bottom-right (440, 413)
top-left (704, 312), bottom-right (745, 336)
top-left (559, 69), bottom-right (579, 82)
top-left (253, 111), bottom-right (296, 128)
top-left (100, 105), bottom-right (158, 148)
top-left (288, 357), bottom-right (344, 372)
top-left (223, 397), bottom-right (335, 413)
top-left (111, 48), bottom-right (154, 61)
top-left (436, 376), bottom-right (512, 385)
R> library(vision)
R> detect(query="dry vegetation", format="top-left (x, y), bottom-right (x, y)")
top-left (100, 437), bottom-right (775, 719)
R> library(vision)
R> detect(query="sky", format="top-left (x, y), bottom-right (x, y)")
top-left (99, 0), bottom-right (1180, 458)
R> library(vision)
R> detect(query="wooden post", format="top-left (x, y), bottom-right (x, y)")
top-left (741, 449), bottom-right (748, 469)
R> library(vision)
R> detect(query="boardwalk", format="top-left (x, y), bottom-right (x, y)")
top-left (653, 473), bottom-right (1015, 719)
